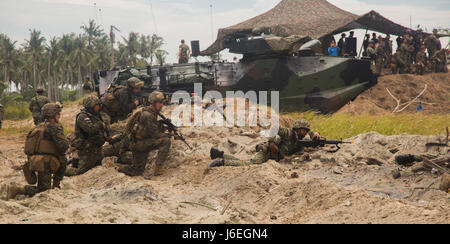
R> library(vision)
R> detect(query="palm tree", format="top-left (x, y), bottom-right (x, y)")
top-left (122, 32), bottom-right (140, 66)
top-left (81, 19), bottom-right (104, 48)
top-left (91, 35), bottom-right (111, 70)
top-left (0, 34), bottom-right (18, 92)
top-left (46, 37), bottom-right (59, 101)
top-left (155, 49), bottom-right (168, 66)
top-left (81, 20), bottom-right (104, 79)
top-left (58, 34), bottom-right (75, 88)
top-left (69, 34), bottom-right (91, 87)
top-left (25, 29), bottom-right (46, 90)
top-left (148, 34), bottom-right (164, 65)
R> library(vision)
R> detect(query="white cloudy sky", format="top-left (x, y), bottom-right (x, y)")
top-left (0, 0), bottom-right (449, 63)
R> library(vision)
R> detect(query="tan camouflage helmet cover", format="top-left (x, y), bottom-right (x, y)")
top-left (293, 119), bottom-right (311, 130)
top-left (83, 95), bottom-right (101, 109)
top-left (42, 103), bottom-right (63, 118)
top-left (36, 87), bottom-right (44, 93)
top-left (148, 91), bottom-right (165, 104)
top-left (127, 77), bottom-right (145, 89)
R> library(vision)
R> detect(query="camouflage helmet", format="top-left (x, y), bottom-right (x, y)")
top-left (36, 87), bottom-right (44, 94)
top-left (83, 95), bottom-right (101, 109)
top-left (148, 91), bottom-right (165, 104)
top-left (127, 77), bottom-right (144, 89)
top-left (42, 103), bottom-right (62, 118)
top-left (293, 119), bottom-right (310, 130)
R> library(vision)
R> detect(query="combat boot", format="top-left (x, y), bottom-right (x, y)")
top-left (6, 185), bottom-right (26, 200)
top-left (208, 159), bottom-right (225, 168)
top-left (210, 147), bottom-right (224, 160)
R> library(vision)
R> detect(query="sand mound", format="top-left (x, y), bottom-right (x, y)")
top-left (340, 72), bottom-right (450, 115)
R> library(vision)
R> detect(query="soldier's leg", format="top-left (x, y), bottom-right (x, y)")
top-left (53, 157), bottom-right (66, 188)
top-left (65, 150), bottom-right (102, 176)
top-left (118, 151), bottom-right (149, 176)
top-left (222, 154), bottom-right (248, 167)
top-left (152, 137), bottom-right (171, 175)
top-left (24, 162), bottom-right (52, 197)
top-left (249, 151), bottom-right (269, 165)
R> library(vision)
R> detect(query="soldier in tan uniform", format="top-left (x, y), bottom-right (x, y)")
top-left (208, 119), bottom-right (321, 167)
top-left (7, 103), bottom-right (69, 200)
top-left (118, 91), bottom-right (172, 177)
top-left (414, 46), bottom-right (427, 75)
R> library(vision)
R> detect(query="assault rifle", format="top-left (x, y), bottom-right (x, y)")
top-left (157, 112), bottom-right (192, 150)
top-left (297, 138), bottom-right (353, 153)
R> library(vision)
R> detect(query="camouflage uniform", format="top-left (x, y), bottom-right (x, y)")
top-left (432, 49), bottom-right (448, 73)
top-left (119, 92), bottom-right (171, 177)
top-left (414, 49), bottom-right (427, 75)
top-left (102, 134), bottom-right (133, 164)
top-left (7, 103), bottom-right (69, 199)
top-left (424, 33), bottom-right (441, 58)
top-left (66, 96), bottom-right (107, 176)
top-left (375, 44), bottom-right (385, 75)
top-left (82, 81), bottom-right (94, 94)
top-left (102, 77), bottom-right (143, 123)
top-left (383, 37), bottom-right (392, 68)
top-left (400, 42), bottom-right (414, 73)
top-left (391, 50), bottom-right (406, 74)
top-left (218, 119), bottom-right (318, 167)
top-left (0, 104), bottom-right (4, 129)
top-left (29, 91), bottom-right (51, 125)
top-left (179, 43), bottom-right (190, 64)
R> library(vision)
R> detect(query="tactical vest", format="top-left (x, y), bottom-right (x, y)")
top-left (101, 85), bottom-right (126, 114)
top-left (24, 123), bottom-right (60, 157)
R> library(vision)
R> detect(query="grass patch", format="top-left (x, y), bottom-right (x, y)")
top-left (4, 102), bottom-right (32, 120)
top-left (0, 125), bottom-right (33, 137)
top-left (283, 112), bottom-right (450, 139)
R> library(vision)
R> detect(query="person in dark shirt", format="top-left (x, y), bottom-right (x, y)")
top-left (337, 33), bottom-right (346, 57)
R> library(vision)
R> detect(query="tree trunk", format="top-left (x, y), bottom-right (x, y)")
top-left (33, 55), bottom-right (37, 89)
top-left (47, 58), bottom-right (53, 101)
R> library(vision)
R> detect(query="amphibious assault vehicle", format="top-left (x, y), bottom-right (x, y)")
top-left (95, 35), bottom-right (377, 113)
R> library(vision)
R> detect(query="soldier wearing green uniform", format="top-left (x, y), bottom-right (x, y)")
top-left (178, 40), bottom-right (190, 64)
top-left (101, 77), bottom-right (143, 124)
top-left (431, 49), bottom-right (448, 73)
top-left (118, 91), bottom-right (172, 177)
top-left (0, 103), bottom-right (4, 129)
top-left (424, 29), bottom-right (441, 58)
top-left (82, 76), bottom-right (94, 94)
top-left (7, 103), bottom-right (69, 200)
top-left (391, 49), bottom-right (406, 74)
top-left (102, 133), bottom-right (133, 165)
top-left (66, 95), bottom-right (109, 176)
top-left (414, 46), bottom-right (427, 75)
top-left (400, 39), bottom-right (414, 73)
top-left (208, 119), bottom-right (321, 167)
top-left (375, 43), bottom-right (385, 75)
top-left (29, 88), bottom-right (51, 126)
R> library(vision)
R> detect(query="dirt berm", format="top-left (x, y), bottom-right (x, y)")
top-left (340, 72), bottom-right (450, 115)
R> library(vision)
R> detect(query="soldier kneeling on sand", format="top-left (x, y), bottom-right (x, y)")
top-left (208, 119), bottom-right (321, 167)
top-left (7, 103), bottom-right (69, 200)
top-left (66, 95), bottom-right (110, 176)
top-left (117, 91), bottom-right (172, 178)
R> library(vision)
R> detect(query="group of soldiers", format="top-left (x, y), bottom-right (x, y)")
top-left (365, 29), bottom-right (448, 75)
top-left (6, 76), bottom-right (322, 200)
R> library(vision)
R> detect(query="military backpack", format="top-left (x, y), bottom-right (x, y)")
top-left (101, 85), bottom-right (126, 114)
top-left (24, 123), bottom-right (60, 156)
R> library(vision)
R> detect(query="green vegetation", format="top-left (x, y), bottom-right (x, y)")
top-left (0, 19), bottom-right (167, 102)
top-left (284, 112), bottom-right (450, 139)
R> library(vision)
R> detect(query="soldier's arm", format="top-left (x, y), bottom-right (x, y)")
top-left (77, 113), bottom-right (104, 136)
top-left (141, 111), bottom-right (166, 139)
top-left (48, 123), bottom-right (69, 155)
